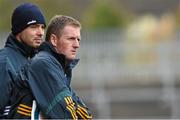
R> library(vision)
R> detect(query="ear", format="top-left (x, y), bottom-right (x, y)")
top-left (50, 34), bottom-right (57, 47)
top-left (15, 33), bottom-right (22, 42)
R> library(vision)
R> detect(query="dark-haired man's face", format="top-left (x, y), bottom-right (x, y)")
top-left (16, 24), bottom-right (45, 48)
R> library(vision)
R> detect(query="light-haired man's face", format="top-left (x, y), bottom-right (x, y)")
top-left (16, 24), bottom-right (45, 48)
top-left (53, 25), bottom-right (81, 61)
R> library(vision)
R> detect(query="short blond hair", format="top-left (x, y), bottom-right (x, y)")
top-left (45, 15), bottom-right (81, 41)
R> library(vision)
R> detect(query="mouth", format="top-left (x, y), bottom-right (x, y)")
top-left (34, 38), bottom-right (42, 43)
top-left (71, 50), bottom-right (77, 54)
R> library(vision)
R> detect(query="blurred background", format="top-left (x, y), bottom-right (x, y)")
top-left (0, 0), bottom-right (180, 119)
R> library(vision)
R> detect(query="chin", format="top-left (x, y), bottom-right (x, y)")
top-left (33, 45), bottom-right (40, 48)
top-left (67, 57), bottom-right (75, 61)
top-left (35, 44), bottom-right (41, 47)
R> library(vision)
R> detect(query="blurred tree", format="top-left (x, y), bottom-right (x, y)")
top-left (0, 0), bottom-right (14, 32)
top-left (81, 0), bottom-right (133, 30)
top-left (2, 0), bottom-right (178, 32)
top-left (26, 0), bottom-right (76, 25)
top-left (174, 4), bottom-right (180, 28)
top-left (0, 0), bottom-right (87, 32)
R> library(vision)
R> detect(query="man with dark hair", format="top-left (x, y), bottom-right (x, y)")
top-left (16, 15), bottom-right (92, 119)
top-left (0, 3), bottom-right (46, 118)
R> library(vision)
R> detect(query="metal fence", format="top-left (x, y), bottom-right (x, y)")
top-left (1, 30), bottom-right (180, 119)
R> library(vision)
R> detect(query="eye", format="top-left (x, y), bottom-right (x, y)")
top-left (41, 25), bottom-right (45, 29)
top-left (68, 37), bottom-right (74, 40)
top-left (29, 25), bottom-right (37, 28)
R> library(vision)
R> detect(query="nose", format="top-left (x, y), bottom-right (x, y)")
top-left (37, 25), bottom-right (45, 37)
top-left (74, 39), bottom-right (80, 48)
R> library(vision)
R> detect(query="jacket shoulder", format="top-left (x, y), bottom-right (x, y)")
top-left (32, 51), bottom-right (62, 67)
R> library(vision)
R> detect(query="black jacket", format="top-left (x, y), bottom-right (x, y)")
top-left (0, 34), bottom-right (36, 118)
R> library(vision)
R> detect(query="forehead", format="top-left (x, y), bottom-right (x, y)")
top-left (61, 25), bottom-right (81, 35)
top-left (27, 24), bottom-right (45, 28)
top-left (63, 25), bottom-right (80, 30)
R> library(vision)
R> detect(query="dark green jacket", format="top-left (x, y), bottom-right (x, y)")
top-left (13, 42), bottom-right (92, 119)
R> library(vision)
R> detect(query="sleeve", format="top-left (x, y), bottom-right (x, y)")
top-left (27, 59), bottom-right (78, 119)
top-left (71, 88), bottom-right (93, 119)
top-left (0, 58), bottom-right (16, 112)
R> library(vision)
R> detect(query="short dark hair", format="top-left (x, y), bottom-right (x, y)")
top-left (45, 15), bottom-right (81, 41)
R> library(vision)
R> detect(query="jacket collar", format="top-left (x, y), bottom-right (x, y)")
top-left (39, 42), bottom-right (79, 70)
top-left (5, 33), bottom-right (37, 58)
